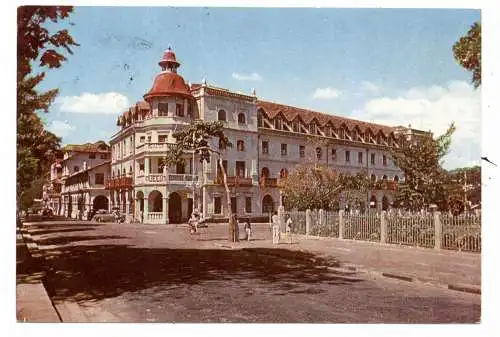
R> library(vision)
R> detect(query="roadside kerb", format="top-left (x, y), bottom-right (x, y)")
top-left (283, 233), bottom-right (481, 295)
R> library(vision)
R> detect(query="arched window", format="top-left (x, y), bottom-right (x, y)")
top-left (122, 168), bottom-right (126, 176)
top-left (218, 109), bottom-right (226, 121)
top-left (218, 138), bottom-right (227, 150)
top-left (316, 147), bottom-right (322, 160)
top-left (237, 140), bottom-right (245, 151)
top-left (394, 175), bottom-right (400, 182)
top-left (238, 113), bottom-right (246, 124)
top-left (129, 165), bottom-right (132, 175)
top-left (382, 175), bottom-right (388, 181)
top-left (279, 168), bottom-right (289, 178)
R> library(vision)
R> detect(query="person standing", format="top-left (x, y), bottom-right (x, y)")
top-left (286, 215), bottom-right (293, 244)
top-left (272, 211), bottom-right (280, 245)
top-left (244, 218), bottom-right (252, 241)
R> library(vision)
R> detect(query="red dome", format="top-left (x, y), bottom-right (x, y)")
top-left (143, 72), bottom-right (193, 102)
top-left (159, 48), bottom-right (180, 68)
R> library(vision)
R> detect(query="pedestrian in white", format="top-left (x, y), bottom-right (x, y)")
top-left (272, 211), bottom-right (280, 245)
top-left (286, 216), bottom-right (293, 244)
top-left (244, 218), bottom-right (252, 241)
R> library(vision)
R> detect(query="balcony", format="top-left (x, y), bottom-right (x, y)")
top-left (134, 173), bottom-right (199, 186)
top-left (260, 177), bottom-right (278, 188)
top-left (105, 177), bottom-right (133, 189)
top-left (216, 176), bottom-right (253, 187)
top-left (135, 142), bottom-right (175, 154)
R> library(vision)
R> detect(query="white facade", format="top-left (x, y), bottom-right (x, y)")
top-left (108, 49), bottom-right (413, 224)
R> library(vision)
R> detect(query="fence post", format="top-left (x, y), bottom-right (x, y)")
top-left (434, 211), bottom-right (442, 250)
top-left (278, 205), bottom-right (285, 233)
top-left (338, 210), bottom-right (344, 240)
top-left (319, 209), bottom-right (325, 227)
top-left (380, 210), bottom-right (387, 243)
top-left (305, 209), bottom-right (311, 236)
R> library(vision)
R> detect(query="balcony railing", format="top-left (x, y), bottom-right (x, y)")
top-left (136, 142), bottom-right (175, 154)
top-left (260, 177), bottom-right (278, 188)
top-left (105, 176), bottom-right (133, 189)
top-left (216, 176), bottom-right (253, 187)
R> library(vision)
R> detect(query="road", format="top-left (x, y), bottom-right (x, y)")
top-left (20, 220), bottom-right (481, 323)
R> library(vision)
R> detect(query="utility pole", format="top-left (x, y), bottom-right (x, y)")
top-left (464, 170), bottom-right (468, 214)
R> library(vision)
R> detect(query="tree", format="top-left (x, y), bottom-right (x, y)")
top-left (17, 6), bottom-right (78, 209)
top-left (453, 21), bottom-right (481, 89)
top-left (278, 165), bottom-right (368, 211)
top-left (390, 123), bottom-right (456, 211)
top-left (164, 120), bottom-right (239, 242)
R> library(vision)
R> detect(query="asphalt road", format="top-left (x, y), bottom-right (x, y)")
top-left (21, 220), bottom-right (481, 323)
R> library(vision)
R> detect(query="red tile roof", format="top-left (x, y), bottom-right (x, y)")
top-left (143, 72), bottom-right (194, 102)
top-left (63, 141), bottom-right (110, 153)
top-left (257, 100), bottom-right (395, 136)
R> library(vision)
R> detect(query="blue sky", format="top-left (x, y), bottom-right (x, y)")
top-left (37, 7), bottom-right (481, 169)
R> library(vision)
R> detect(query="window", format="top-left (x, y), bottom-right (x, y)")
top-left (176, 103), bottom-right (184, 117)
top-left (73, 166), bottom-right (79, 173)
top-left (238, 113), bottom-right (246, 124)
top-left (89, 153), bottom-right (96, 159)
top-left (237, 140), bottom-right (245, 152)
top-left (293, 120), bottom-right (299, 132)
top-left (281, 143), bottom-right (288, 156)
top-left (358, 152), bottom-right (363, 164)
top-left (139, 163), bottom-right (144, 172)
top-left (257, 112), bottom-right (263, 127)
top-left (309, 123), bottom-right (316, 134)
top-left (218, 109), bottom-right (226, 121)
top-left (262, 141), bottom-right (269, 155)
top-left (140, 136), bottom-right (145, 143)
top-left (339, 128), bottom-right (346, 139)
top-left (158, 135), bottom-right (167, 143)
top-left (299, 145), bottom-right (305, 158)
top-left (176, 162), bottom-right (185, 174)
top-left (274, 118), bottom-right (282, 130)
top-left (394, 175), bottom-right (400, 182)
top-left (382, 175), bottom-right (388, 181)
top-left (280, 168), bottom-right (289, 178)
top-left (236, 161), bottom-right (246, 178)
top-left (95, 173), bottom-right (104, 185)
top-left (147, 136), bottom-right (151, 143)
top-left (219, 138), bottom-right (227, 150)
top-left (187, 104), bottom-right (193, 117)
top-left (100, 154), bottom-right (107, 159)
top-left (214, 197), bottom-right (222, 214)
top-left (158, 102), bottom-right (168, 116)
top-left (371, 153), bottom-right (376, 165)
top-left (371, 174), bottom-right (377, 183)
top-left (383, 155), bottom-right (387, 166)
top-left (231, 197), bottom-right (237, 214)
top-left (325, 126), bottom-right (331, 137)
top-left (316, 147), bottom-right (322, 160)
top-left (345, 150), bottom-right (350, 162)
top-left (245, 197), bottom-right (252, 213)
top-left (331, 148), bottom-right (337, 160)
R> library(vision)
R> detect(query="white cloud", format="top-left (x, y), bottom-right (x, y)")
top-left (352, 80), bottom-right (481, 170)
top-left (312, 87), bottom-right (342, 99)
top-left (47, 120), bottom-right (76, 137)
top-left (360, 81), bottom-right (381, 95)
top-left (56, 92), bottom-right (130, 114)
top-left (231, 72), bottom-right (262, 81)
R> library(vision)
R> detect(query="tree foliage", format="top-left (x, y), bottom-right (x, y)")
top-left (165, 120), bottom-right (239, 241)
top-left (453, 21), bottom-right (481, 89)
top-left (279, 165), bottom-right (368, 211)
top-left (17, 6), bottom-right (78, 209)
top-left (390, 123), bottom-right (457, 211)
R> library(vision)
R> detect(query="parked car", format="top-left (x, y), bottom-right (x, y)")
top-left (92, 209), bottom-right (125, 223)
top-left (42, 208), bottom-right (53, 217)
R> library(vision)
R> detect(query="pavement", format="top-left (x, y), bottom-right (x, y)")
top-left (16, 219), bottom-right (481, 323)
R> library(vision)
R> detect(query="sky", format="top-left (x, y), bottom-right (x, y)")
top-left (36, 7), bottom-right (481, 170)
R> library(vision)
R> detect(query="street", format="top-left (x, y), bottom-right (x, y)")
top-left (19, 220), bottom-right (481, 323)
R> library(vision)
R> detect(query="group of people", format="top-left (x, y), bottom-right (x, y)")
top-left (271, 211), bottom-right (294, 245)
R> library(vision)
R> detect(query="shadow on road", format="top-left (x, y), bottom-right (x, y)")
top-left (35, 241), bottom-right (362, 303)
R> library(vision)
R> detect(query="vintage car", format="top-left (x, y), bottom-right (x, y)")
top-left (92, 209), bottom-right (125, 223)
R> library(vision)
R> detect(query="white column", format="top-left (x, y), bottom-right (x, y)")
top-left (145, 157), bottom-right (150, 175)
top-left (163, 197), bottom-right (169, 224)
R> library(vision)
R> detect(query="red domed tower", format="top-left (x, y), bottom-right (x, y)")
top-left (143, 47), bottom-right (194, 102)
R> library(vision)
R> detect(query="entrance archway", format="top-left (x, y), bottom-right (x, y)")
top-left (136, 191), bottom-right (144, 212)
top-left (93, 195), bottom-right (109, 211)
top-left (262, 194), bottom-right (274, 213)
top-left (148, 190), bottom-right (163, 212)
top-left (168, 192), bottom-right (182, 223)
top-left (382, 195), bottom-right (389, 211)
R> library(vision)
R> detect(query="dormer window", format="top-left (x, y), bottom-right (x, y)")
top-left (309, 123), bottom-right (317, 135)
top-left (325, 126), bottom-right (331, 137)
top-left (292, 120), bottom-right (299, 132)
top-left (218, 109), bottom-right (226, 121)
top-left (238, 113), bottom-right (246, 124)
top-left (274, 118), bottom-right (282, 130)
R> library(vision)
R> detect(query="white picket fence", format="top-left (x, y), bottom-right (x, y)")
top-left (281, 209), bottom-right (481, 253)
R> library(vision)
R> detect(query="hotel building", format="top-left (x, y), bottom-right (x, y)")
top-left (109, 48), bottom-right (415, 224)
